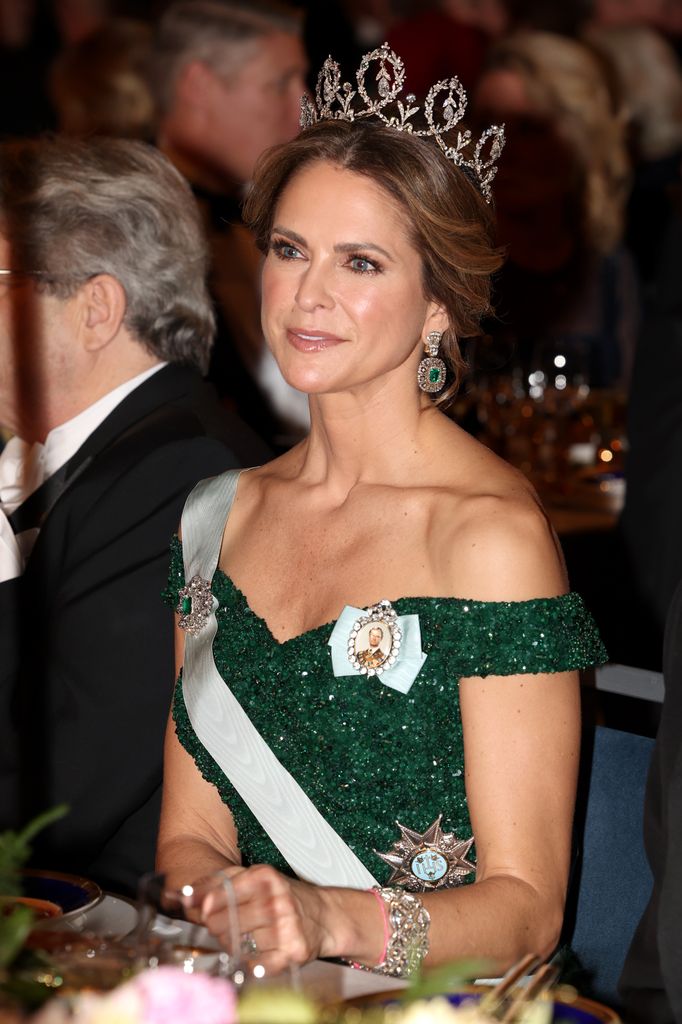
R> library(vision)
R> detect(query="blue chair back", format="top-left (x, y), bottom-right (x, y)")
top-left (561, 725), bottom-right (654, 1009)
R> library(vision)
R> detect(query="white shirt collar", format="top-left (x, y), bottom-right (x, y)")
top-left (0, 362), bottom-right (168, 583)
top-left (0, 362), bottom-right (167, 516)
top-left (40, 362), bottom-right (167, 479)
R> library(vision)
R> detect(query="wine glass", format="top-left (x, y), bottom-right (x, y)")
top-left (525, 336), bottom-right (592, 487)
top-left (133, 872), bottom-right (237, 980)
top-left (135, 871), bottom-right (305, 1000)
top-left (527, 336), bottom-right (591, 416)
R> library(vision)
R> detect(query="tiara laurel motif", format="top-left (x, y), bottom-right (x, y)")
top-left (300, 43), bottom-right (505, 203)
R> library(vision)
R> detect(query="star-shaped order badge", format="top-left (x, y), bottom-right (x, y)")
top-left (374, 814), bottom-right (475, 891)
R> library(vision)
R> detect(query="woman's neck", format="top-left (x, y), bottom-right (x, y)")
top-left (293, 381), bottom-right (441, 500)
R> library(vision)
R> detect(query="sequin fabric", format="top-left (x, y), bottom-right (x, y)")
top-left (164, 536), bottom-right (607, 882)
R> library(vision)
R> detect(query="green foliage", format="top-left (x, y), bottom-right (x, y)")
top-left (0, 805), bottom-right (69, 976)
top-left (0, 804), bottom-right (68, 896)
top-left (401, 959), bottom-right (494, 1002)
top-left (0, 906), bottom-right (35, 970)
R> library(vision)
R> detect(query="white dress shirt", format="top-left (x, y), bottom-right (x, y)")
top-left (0, 363), bottom-right (166, 583)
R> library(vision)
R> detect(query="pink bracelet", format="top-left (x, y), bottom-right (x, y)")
top-left (345, 886), bottom-right (390, 971)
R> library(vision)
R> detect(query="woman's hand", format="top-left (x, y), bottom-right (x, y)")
top-left (198, 864), bottom-right (339, 975)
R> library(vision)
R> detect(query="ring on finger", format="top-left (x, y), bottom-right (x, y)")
top-left (240, 932), bottom-right (258, 956)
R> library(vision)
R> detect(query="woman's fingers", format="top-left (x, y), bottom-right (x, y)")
top-left (198, 864), bottom-right (321, 969)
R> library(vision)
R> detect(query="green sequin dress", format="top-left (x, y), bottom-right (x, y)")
top-left (164, 536), bottom-right (606, 884)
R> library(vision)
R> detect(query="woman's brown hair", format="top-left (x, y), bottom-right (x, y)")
top-left (243, 119), bottom-right (504, 406)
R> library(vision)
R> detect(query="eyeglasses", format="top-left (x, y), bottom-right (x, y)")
top-left (0, 270), bottom-right (55, 292)
top-left (0, 270), bottom-right (51, 277)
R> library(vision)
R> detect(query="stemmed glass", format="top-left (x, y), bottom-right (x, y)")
top-left (134, 870), bottom-right (303, 998)
top-left (527, 337), bottom-right (590, 416)
top-left (525, 336), bottom-right (592, 486)
top-left (133, 871), bottom-right (238, 980)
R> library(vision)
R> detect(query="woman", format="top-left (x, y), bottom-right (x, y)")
top-left (159, 45), bottom-right (606, 978)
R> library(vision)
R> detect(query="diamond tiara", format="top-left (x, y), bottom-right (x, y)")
top-left (300, 43), bottom-right (505, 203)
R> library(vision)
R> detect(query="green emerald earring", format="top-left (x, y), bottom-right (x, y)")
top-left (417, 331), bottom-right (446, 393)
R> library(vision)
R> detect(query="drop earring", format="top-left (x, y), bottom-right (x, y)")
top-left (417, 331), bottom-right (446, 393)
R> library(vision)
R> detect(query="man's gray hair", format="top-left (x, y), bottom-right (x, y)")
top-left (151, 0), bottom-right (303, 116)
top-left (0, 136), bottom-right (215, 373)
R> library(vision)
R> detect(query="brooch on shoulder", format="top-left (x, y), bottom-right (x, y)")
top-left (176, 574), bottom-right (213, 636)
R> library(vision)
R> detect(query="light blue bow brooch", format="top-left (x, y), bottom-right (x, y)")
top-left (328, 599), bottom-right (427, 694)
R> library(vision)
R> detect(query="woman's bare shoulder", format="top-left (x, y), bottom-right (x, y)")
top-left (229, 446), bottom-right (303, 504)
top-left (430, 433), bottom-right (567, 601)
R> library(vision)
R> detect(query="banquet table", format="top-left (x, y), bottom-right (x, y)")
top-left (41, 890), bottom-right (408, 1004)
top-left (15, 890), bottom-right (624, 1024)
top-left (297, 958), bottom-right (407, 1003)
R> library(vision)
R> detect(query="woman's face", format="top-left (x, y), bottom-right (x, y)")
top-left (260, 160), bottom-right (446, 398)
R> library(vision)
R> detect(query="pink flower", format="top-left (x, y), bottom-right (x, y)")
top-left (130, 966), bottom-right (237, 1024)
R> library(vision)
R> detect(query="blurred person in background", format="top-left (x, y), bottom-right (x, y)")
top-left (52, 0), bottom-right (110, 44)
top-left (0, 0), bottom-right (60, 136)
top-left (150, 0), bottom-right (310, 453)
top-left (0, 0), bottom-right (144, 138)
top-left (592, 0), bottom-right (671, 29)
top-left (618, 180), bottom-right (682, 668)
top-left (0, 136), bottom-right (267, 894)
top-left (588, 23), bottom-right (682, 292)
top-left (386, 0), bottom-right (507, 101)
top-left (619, 574), bottom-right (682, 1024)
top-left (49, 17), bottom-right (155, 139)
top-left (503, 0), bottom-right (594, 36)
top-left (473, 30), bottom-right (636, 391)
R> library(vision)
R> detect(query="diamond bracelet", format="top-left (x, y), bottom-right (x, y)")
top-left (346, 886), bottom-right (431, 977)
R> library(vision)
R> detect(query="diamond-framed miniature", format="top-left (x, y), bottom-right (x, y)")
top-left (347, 599), bottom-right (402, 676)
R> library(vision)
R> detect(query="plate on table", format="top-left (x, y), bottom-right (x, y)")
top-left (20, 869), bottom-right (102, 921)
top-left (346, 987), bottom-right (620, 1023)
top-left (74, 892), bottom-right (139, 939)
top-left (446, 990), bottom-right (619, 1023)
top-left (25, 893), bottom-right (140, 955)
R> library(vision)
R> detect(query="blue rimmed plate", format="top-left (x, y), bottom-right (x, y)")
top-left (346, 987), bottom-right (620, 1023)
top-left (445, 990), bottom-right (620, 1023)
top-left (21, 870), bottom-right (102, 920)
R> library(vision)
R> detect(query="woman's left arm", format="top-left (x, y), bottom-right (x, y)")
top-left (430, 497), bottom-right (581, 964)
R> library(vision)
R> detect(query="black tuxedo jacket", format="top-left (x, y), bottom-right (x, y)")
top-left (0, 364), bottom-right (269, 896)
top-left (620, 579), bottom-right (682, 1023)
top-left (620, 209), bottom-right (682, 661)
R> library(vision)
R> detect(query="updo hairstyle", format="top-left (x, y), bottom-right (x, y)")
top-left (243, 119), bottom-right (504, 405)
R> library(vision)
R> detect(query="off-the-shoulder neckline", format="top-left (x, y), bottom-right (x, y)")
top-left (203, 554), bottom-right (579, 649)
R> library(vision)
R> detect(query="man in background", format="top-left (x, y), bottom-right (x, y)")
top-left (619, 575), bottom-right (682, 1023)
top-left (0, 136), bottom-right (267, 895)
top-left (150, 0), bottom-right (310, 452)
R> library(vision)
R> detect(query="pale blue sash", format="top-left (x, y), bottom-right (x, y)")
top-left (180, 469), bottom-right (378, 889)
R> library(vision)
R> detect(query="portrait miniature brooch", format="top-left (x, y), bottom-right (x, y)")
top-left (328, 599), bottom-right (427, 694)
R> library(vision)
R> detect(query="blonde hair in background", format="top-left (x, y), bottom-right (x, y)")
top-left (49, 19), bottom-right (154, 139)
top-left (484, 31), bottom-right (631, 252)
top-left (589, 24), bottom-right (682, 161)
